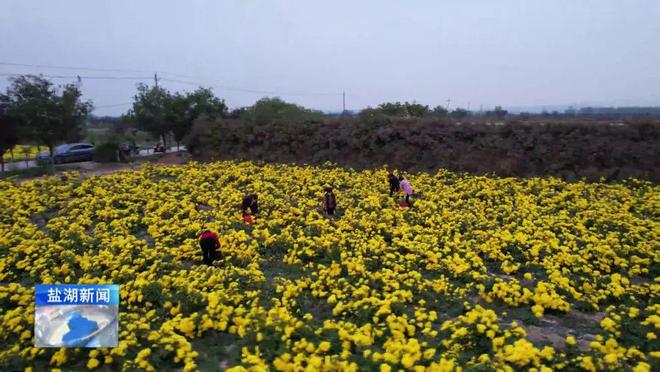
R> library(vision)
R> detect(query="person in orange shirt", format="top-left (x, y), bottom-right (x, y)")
top-left (241, 194), bottom-right (259, 224)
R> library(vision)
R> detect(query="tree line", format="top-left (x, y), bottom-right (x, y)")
top-left (0, 74), bottom-right (510, 172)
top-left (122, 83), bottom-right (227, 150)
top-left (3, 74), bottom-right (659, 180)
top-left (186, 98), bottom-right (660, 182)
top-left (357, 101), bottom-right (507, 120)
top-left (0, 75), bottom-right (92, 171)
top-left (0, 75), bottom-right (228, 170)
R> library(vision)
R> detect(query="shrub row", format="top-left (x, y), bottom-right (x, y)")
top-left (187, 117), bottom-right (659, 182)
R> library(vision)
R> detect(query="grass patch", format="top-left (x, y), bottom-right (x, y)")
top-left (191, 331), bottom-right (243, 371)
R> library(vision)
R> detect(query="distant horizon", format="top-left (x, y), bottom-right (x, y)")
top-left (2, 67), bottom-right (658, 116)
top-left (82, 99), bottom-right (660, 118)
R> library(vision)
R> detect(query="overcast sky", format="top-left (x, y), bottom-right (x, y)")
top-left (1, 0), bottom-right (659, 115)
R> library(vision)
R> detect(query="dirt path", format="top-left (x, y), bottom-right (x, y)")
top-left (153, 152), bottom-right (188, 166)
top-left (80, 153), bottom-right (188, 177)
top-left (13, 152), bottom-right (191, 184)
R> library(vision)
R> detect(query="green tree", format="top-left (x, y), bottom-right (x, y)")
top-left (432, 105), bottom-right (448, 117)
top-left (245, 97), bottom-right (324, 126)
top-left (373, 101), bottom-right (428, 117)
top-left (377, 102), bottom-right (407, 116)
top-left (3, 75), bottom-right (92, 157)
top-left (404, 102), bottom-right (429, 117)
top-left (450, 108), bottom-right (469, 119)
top-left (486, 106), bottom-right (508, 120)
top-left (168, 88), bottom-right (227, 150)
top-left (127, 83), bottom-right (171, 149)
top-left (0, 110), bottom-right (19, 172)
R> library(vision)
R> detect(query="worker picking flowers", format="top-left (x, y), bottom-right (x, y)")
top-left (0, 161), bottom-right (657, 370)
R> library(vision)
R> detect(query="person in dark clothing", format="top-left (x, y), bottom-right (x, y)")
top-left (130, 140), bottom-right (139, 155)
top-left (242, 194), bottom-right (259, 215)
top-left (388, 173), bottom-right (400, 197)
top-left (323, 187), bottom-right (337, 216)
top-left (198, 229), bottom-right (220, 266)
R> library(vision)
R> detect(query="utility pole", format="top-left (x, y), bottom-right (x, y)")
top-left (154, 73), bottom-right (159, 87)
top-left (446, 98), bottom-right (451, 111)
top-left (342, 91), bottom-right (346, 113)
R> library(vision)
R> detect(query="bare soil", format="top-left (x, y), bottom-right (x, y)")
top-left (14, 152), bottom-right (191, 184)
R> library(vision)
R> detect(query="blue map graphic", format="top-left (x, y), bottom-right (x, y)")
top-left (61, 312), bottom-right (99, 347)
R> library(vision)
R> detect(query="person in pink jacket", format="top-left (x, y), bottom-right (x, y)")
top-left (399, 176), bottom-right (413, 205)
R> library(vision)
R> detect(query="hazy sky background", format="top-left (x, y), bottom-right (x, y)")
top-left (1, 0), bottom-right (659, 115)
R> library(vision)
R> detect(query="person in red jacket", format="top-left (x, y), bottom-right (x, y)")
top-left (198, 229), bottom-right (220, 266)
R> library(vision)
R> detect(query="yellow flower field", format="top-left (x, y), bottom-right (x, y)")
top-left (0, 161), bottom-right (658, 371)
top-left (2, 145), bottom-right (41, 162)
